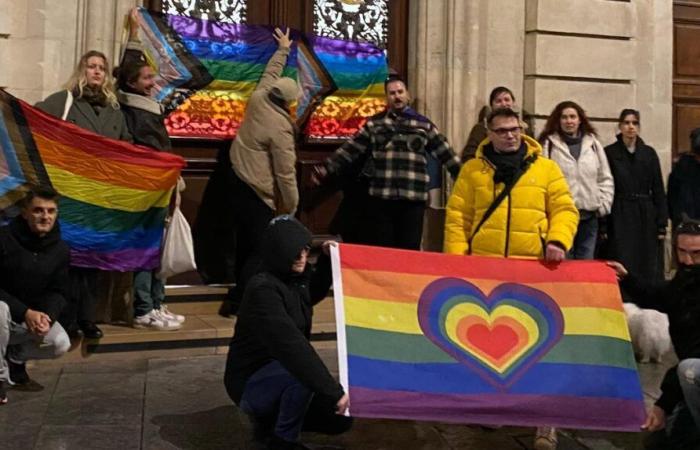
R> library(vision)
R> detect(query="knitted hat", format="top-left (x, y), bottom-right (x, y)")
top-left (270, 77), bottom-right (299, 103)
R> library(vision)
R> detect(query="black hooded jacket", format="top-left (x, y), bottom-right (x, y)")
top-left (621, 265), bottom-right (700, 414)
top-left (668, 153), bottom-right (700, 226)
top-left (0, 216), bottom-right (70, 323)
top-left (224, 217), bottom-right (342, 404)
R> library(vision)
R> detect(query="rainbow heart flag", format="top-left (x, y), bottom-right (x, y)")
top-left (125, 7), bottom-right (387, 140)
top-left (0, 90), bottom-right (185, 271)
top-left (330, 244), bottom-right (646, 431)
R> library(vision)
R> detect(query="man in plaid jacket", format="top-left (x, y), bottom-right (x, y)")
top-left (313, 75), bottom-right (461, 250)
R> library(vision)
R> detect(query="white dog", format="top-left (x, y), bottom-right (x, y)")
top-left (623, 303), bottom-right (676, 364)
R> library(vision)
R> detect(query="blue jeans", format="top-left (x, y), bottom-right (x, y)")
top-left (133, 270), bottom-right (165, 317)
top-left (568, 211), bottom-right (598, 260)
top-left (645, 359), bottom-right (700, 449)
top-left (239, 360), bottom-right (313, 443)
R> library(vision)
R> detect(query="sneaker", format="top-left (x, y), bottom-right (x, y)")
top-left (534, 426), bottom-right (558, 450)
top-left (156, 305), bottom-right (185, 323)
top-left (133, 310), bottom-right (182, 331)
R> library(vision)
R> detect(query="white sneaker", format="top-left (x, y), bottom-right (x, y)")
top-left (134, 310), bottom-right (182, 331)
top-left (156, 305), bottom-right (185, 323)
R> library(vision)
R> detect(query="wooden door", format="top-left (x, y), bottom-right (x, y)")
top-left (673, 1), bottom-right (700, 159)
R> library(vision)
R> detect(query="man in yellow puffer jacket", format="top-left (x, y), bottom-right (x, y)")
top-left (444, 108), bottom-right (579, 260)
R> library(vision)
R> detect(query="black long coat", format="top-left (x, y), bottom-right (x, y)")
top-left (603, 135), bottom-right (668, 282)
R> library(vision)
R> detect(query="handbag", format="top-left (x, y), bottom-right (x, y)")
top-left (157, 205), bottom-right (197, 280)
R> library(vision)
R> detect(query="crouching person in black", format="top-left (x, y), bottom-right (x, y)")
top-left (608, 216), bottom-right (700, 449)
top-left (224, 216), bottom-right (352, 450)
top-left (0, 187), bottom-right (71, 404)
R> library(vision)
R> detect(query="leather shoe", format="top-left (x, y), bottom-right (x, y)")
top-left (78, 321), bottom-right (103, 339)
top-left (7, 361), bottom-right (44, 392)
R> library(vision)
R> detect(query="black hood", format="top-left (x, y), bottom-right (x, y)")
top-left (260, 216), bottom-right (312, 278)
top-left (9, 215), bottom-right (62, 252)
top-left (675, 153), bottom-right (700, 177)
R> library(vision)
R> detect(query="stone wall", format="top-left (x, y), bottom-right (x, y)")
top-left (0, 0), bottom-right (140, 104)
top-left (408, 0), bottom-right (673, 174)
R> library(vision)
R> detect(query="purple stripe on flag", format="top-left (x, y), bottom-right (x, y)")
top-left (349, 387), bottom-right (646, 432)
top-left (69, 246), bottom-right (161, 272)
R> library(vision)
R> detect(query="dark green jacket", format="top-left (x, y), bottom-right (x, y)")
top-left (36, 90), bottom-right (132, 141)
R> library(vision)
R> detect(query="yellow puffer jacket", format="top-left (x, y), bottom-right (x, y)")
top-left (444, 135), bottom-right (579, 258)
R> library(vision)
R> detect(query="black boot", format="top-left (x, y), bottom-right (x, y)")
top-left (78, 320), bottom-right (103, 339)
top-left (8, 360), bottom-right (43, 391)
top-left (0, 380), bottom-right (7, 404)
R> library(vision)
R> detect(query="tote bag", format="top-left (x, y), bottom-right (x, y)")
top-left (157, 206), bottom-right (197, 280)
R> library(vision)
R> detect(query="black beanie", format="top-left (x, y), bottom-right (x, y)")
top-left (260, 215), bottom-right (312, 276)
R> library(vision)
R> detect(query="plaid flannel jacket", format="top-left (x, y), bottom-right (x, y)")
top-left (325, 108), bottom-right (461, 202)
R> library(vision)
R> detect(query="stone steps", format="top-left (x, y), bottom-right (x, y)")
top-left (57, 284), bottom-right (338, 362)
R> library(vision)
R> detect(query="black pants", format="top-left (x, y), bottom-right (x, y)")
top-left (360, 197), bottom-right (425, 250)
top-left (225, 169), bottom-right (275, 309)
top-left (67, 267), bottom-right (98, 323)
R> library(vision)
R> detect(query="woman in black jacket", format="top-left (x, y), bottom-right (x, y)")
top-left (603, 109), bottom-right (667, 288)
top-left (224, 216), bottom-right (351, 450)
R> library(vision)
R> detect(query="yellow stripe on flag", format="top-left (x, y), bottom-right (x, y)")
top-left (46, 165), bottom-right (171, 212)
top-left (344, 296), bottom-right (631, 341)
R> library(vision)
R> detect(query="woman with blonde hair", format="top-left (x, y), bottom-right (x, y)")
top-left (36, 50), bottom-right (132, 340)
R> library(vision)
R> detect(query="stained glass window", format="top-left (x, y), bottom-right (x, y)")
top-left (161, 0), bottom-right (247, 23)
top-left (313, 0), bottom-right (389, 49)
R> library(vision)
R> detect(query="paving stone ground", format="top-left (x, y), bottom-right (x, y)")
top-left (0, 350), bottom-right (667, 450)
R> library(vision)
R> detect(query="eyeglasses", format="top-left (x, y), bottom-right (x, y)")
top-left (489, 126), bottom-right (522, 137)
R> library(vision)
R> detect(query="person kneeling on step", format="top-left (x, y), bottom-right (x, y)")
top-left (0, 187), bottom-right (71, 403)
top-left (224, 216), bottom-right (352, 450)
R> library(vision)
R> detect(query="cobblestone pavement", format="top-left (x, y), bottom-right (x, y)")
top-left (0, 349), bottom-right (668, 450)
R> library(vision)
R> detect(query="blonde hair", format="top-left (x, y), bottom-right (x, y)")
top-left (64, 50), bottom-right (119, 109)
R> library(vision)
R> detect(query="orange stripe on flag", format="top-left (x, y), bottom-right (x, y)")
top-left (341, 268), bottom-right (623, 310)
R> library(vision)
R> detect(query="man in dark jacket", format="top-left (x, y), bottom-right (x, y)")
top-left (668, 128), bottom-right (700, 227)
top-left (608, 217), bottom-right (700, 449)
top-left (224, 216), bottom-right (351, 450)
top-left (0, 187), bottom-right (71, 403)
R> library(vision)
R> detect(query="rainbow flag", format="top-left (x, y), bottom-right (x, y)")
top-left (0, 90), bottom-right (185, 271)
top-left (331, 244), bottom-right (646, 431)
top-left (126, 7), bottom-right (387, 140)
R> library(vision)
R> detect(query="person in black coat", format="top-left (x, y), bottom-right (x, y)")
top-left (668, 128), bottom-right (700, 227)
top-left (603, 109), bottom-right (668, 288)
top-left (0, 187), bottom-right (71, 402)
top-left (608, 217), bottom-right (700, 449)
top-left (224, 216), bottom-right (351, 450)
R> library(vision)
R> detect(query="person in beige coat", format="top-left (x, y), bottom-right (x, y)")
top-left (223, 27), bottom-right (300, 315)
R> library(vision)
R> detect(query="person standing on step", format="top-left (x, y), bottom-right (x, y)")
top-left (218, 27), bottom-right (300, 317)
top-left (115, 56), bottom-right (186, 331)
top-left (0, 187), bottom-right (72, 403)
top-left (36, 50), bottom-right (133, 339)
top-left (224, 216), bottom-right (352, 450)
top-left (602, 109), bottom-right (667, 291)
top-left (539, 100), bottom-right (614, 260)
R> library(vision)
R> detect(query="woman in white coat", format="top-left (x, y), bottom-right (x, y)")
top-left (539, 100), bottom-right (614, 260)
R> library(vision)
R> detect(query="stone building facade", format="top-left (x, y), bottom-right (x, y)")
top-left (0, 0), bottom-right (674, 173)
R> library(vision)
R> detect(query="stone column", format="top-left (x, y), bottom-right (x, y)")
top-left (408, 0), bottom-right (526, 156)
top-left (0, 0), bottom-right (140, 103)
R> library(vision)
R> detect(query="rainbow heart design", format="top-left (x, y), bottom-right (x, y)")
top-left (417, 277), bottom-right (564, 389)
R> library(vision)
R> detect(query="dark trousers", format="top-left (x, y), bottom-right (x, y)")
top-left (361, 197), bottom-right (425, 250)
top-left (568, 211), bottom-right (598, 260)
top-left (67, 267), bottom-right (98, 323)
top-left (225, 169), bottom-right (275, 309)
top-left (239, 361), bottom-right (352, 444)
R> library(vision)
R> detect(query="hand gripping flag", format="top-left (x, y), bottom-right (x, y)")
top-left (330, 244), bottom-right (646, 431)
top-left (0, 89), bottom-right (185, 271)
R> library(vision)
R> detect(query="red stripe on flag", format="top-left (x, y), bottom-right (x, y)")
top-left (338, 244), bottom-right (618, 284)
